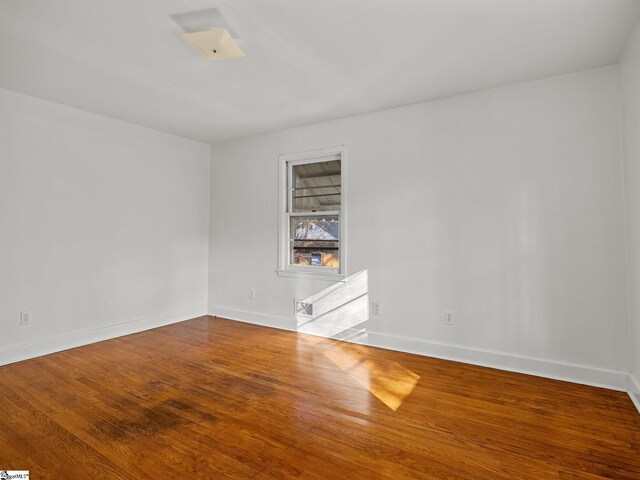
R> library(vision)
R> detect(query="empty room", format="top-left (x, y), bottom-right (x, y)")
top-left (2, 0), bottom-right (640, 478)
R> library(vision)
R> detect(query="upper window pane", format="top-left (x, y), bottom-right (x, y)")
top-left (291, 160), bottom-right (341, 212)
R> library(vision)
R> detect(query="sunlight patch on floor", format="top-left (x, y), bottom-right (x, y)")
top-left (324, 343), bottom-right (420, 411)
top-left (295, 270), bottom-right (420, 411)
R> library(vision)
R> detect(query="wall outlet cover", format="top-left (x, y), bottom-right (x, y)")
top-left (445, 311), bottom-right (455, 325)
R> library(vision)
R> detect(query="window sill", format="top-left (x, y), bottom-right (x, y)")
top-left (275, 269), bottom-right (346, 282)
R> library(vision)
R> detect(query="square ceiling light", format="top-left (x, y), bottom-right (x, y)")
top-left (182, 28), bottom-right (245, 60)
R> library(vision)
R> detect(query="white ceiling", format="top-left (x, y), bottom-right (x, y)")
top-left (1, 0), bottom-right (639, 144)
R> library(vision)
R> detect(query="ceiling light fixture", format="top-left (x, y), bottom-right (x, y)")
top-left (181, 28), bottom-right (245, 60)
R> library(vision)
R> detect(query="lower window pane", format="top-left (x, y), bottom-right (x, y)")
top-left (291, 215), bottom-right (339, 240)
top-left (292, 241), bottom-right (339, 268)
top-left (290, 216), bottom-right (339, 268)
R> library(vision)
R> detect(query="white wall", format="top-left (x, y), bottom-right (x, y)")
top-left (209, 65), bottom-right (630, 387)
top-left (621, 22), bottom-right (640, 402)
top-left (0, 88), bottom-right (211, 363)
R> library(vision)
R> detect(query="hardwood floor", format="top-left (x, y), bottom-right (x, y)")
top-left (0, 316), bottom-right (639, 479)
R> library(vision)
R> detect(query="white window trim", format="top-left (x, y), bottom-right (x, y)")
top-left (276, 145), bottom-right (347, 281)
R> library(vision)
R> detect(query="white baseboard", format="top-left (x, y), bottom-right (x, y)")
top-left (629, 374), bottom-right (640, 414)
top-left (209, 305), bottom-right (629, 393)
top-left (211, 305), bottom-right (292, 331)
top-left (362, 331), bottom-right (629, 392)
top-left (0, 305), bottom-right (208, 366)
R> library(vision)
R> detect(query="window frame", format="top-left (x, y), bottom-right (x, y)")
top-left (277, 146), bottom-right (346, 280)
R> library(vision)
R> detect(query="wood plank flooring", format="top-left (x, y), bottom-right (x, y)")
top-left (0, 316), bottom-right (639, 479)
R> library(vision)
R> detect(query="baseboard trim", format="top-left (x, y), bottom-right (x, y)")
top-left (209, 305), bottom-right (629, 392)
top-left (363, 331), bottom-right (628, 392)
top-left (210, 305), bottom-right (291, 330)
top-left (0, 305), bottom-right (208, 366)
top-left (629, 374), bottom-right (640, 414)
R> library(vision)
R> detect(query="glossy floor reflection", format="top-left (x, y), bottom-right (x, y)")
top-left (323, 342), bottom-right (420, 411)
top-left (295, 269), bottom-right (420, 410)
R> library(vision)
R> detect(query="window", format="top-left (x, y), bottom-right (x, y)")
top-left (278, 146), bottom-right (345, 278)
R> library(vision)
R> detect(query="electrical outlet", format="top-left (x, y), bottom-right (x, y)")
top-left (249, 288), bottom-right (256, 300)
top-left (20, 311), bottom-right (30, 325)
top-left (444, 311), bottom-right (455, 325)
top-left (371, 302), bottom-right (381, 315)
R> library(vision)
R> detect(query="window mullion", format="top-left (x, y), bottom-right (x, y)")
top-left (289, 211), bottom-right (340, 217)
